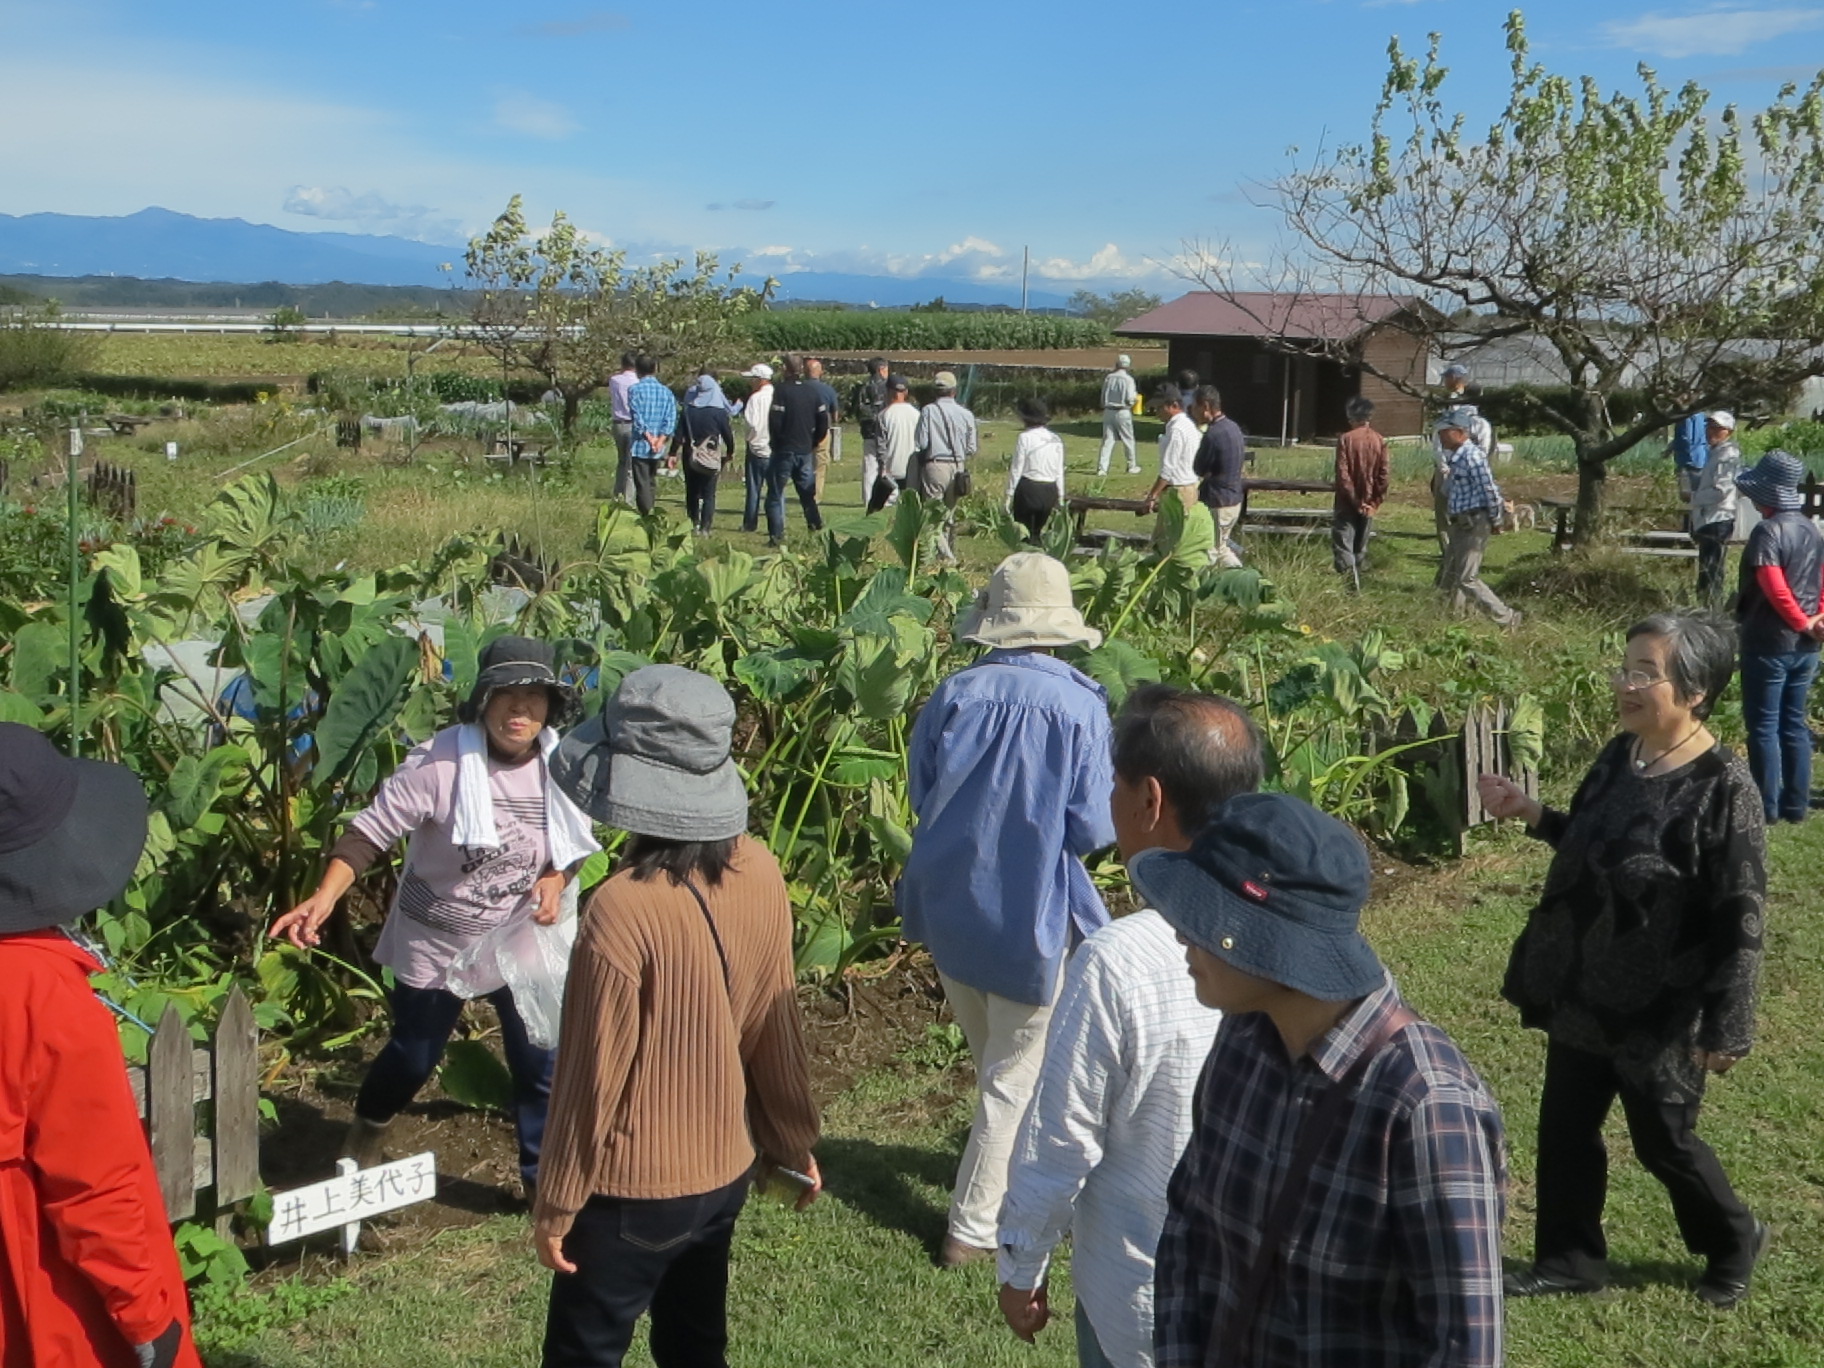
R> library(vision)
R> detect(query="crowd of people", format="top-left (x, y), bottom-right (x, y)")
top-left (0, 353), bottom-right (1809, 1366)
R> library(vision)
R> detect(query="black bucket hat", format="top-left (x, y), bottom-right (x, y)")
top-left (1128, 791), bottom-right (1383, 1001)
top-left (458, 635), bottom-right (575, 726)
top-left (0, 723), bottom-right (149, 934)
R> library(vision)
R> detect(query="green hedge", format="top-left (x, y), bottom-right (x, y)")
top-left (72, 373), bottom-right (279, 404)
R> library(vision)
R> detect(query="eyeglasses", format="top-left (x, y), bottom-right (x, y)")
top-left (1610, 668), bottom-right (1670, 691)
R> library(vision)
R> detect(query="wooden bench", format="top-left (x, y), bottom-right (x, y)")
top-left (104, 414), bottom-right (153, 437)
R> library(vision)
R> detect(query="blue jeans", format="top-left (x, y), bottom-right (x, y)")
top-left (1074, 1302), bottom-right (1116, 1368)
top-left (355, 980), bottom-right (554, 1185)
top-left (741, 448), bottom-right (768, 531)
top-left (1740, 648), bottom-right (1819, 822)
top-left (765, 448), bottom-right (823, 541)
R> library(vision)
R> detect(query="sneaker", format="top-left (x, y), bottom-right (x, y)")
top-left (1126, 466), bottom-right (1141, 475)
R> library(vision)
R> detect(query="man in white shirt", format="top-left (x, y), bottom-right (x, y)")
top-left (997, 685), bottom-right (1265, 1368)
top-left (1097, 355), bottom-right (1140, 477)
top-left (869, 377), bottom-right (921, 513)
top-left (738, 363), bottom-right (774, 534)
top-left (1142, 385), bottom-right (1203, 549)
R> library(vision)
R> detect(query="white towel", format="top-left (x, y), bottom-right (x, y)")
top-left (452, 722), bottom-right (601, 870)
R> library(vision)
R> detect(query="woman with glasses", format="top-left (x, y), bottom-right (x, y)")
top-left (1478, 611), bottom-right (1769, 1309)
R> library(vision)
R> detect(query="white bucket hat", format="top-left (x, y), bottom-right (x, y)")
top-left (955, 553), bottom-right (1103, 651)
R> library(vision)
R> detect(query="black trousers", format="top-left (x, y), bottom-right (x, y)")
top-left (543, 1177), bottom-right (748, 1368)
top-left (1010, 477), bottom-right (1059, 542)
top-left (1692, 520), bottom-right (1730, 608)
top-left (630, 458), bottom-right (659, 516)
top-left (685, 463), bottom-right (720, 531)
top-left (1532, 1041), bottom-right (1757, 1285)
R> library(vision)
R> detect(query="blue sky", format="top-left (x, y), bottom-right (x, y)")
top-left (5, 0), bottom-right (1823, 290)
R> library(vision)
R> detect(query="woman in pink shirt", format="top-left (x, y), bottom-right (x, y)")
top-left (272, 637), bottom-right (599, 1196)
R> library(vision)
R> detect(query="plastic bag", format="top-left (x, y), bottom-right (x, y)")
top-left (442, 882), bottom-right (579, 1049)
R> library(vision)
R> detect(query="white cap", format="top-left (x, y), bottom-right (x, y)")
top-left (1116, 353), bottom-right (1132, 368)
top-left (1708, 410), bottom-right (1736, 431)
top-left (744, 363), bottom-right (774, 380)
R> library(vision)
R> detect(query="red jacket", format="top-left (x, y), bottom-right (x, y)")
top-left (0, 932), bottom-right (200, 1368)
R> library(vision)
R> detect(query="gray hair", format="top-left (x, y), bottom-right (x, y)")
top-left (1346, 396), bottom-right (1376, 424)
top-left (1626, 611), bottom-right (1735, 720)
top-left (1112, 686), bottom-right (1263, 833)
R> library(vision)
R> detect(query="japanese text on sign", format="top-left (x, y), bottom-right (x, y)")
top-left (266, 1152), bottom-right (437, 1244)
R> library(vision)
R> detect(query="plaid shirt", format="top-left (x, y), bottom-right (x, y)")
top-left (1444, 441), bottom-right (1503, 521)
top-left (628, 376), bottom-right (678, 459)
top-left (1154, 976), bottom-right (1506, 1368)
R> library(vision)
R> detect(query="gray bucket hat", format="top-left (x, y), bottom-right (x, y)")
top-left (551, 665), bottom-right (748, 841)
top-left (0, 723), bottom-right (149, 933)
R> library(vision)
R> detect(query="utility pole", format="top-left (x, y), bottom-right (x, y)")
top-left (1020, 246), bottom-right (1030, 315)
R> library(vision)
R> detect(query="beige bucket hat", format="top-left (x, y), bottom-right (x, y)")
top-left (955, 552), bottom-right (1103, 651)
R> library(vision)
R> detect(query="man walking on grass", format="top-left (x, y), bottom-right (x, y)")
top-left (900, 552), bottom-right (1115, 1270)
top-left (608, 352), bottom-right (639, 503)
top-left (1192, 386), bottom-right (1246, 569)
top-left (914, 371), bottom-right (977, 564)
top-left (1143, 792), bottom-right (1507, 1368)
top-left (1098, 354), bottom-right (1140, 476)
top-left (806, 356), bottom-right (842, 502)
top-left (1140, 384), bottom-right (1201, 548)
top-left (626, 355), bottom-right (677, 517)
top-left (997, 686), bottom-right (1262, 1368)
top-left (765, 354), bottom-right (829, 545)
top-left (868, 376), bottom-right (920, 513)
top-left (1431, 364), bottom-right (1493, 558)
top-left (853, 356), bottom-right (893, 500)
top-left (1332, 395), bottom-right (1389, 584)
top-left (738, 363), bottom-right (774, 534)
top-left (1436, 408), bottom-right (1520, 627)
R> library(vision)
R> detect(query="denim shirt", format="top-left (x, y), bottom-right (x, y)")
top-left (898, 650), bottom-right (1116, 1005)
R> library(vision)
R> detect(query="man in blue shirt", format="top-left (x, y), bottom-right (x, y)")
top-left (626, 355), bottom-right (678, 516)
top-left (899, 552), bottom-right (1116, 1268)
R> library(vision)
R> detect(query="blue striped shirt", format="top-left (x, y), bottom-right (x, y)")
top-left (1445, 441), bottom-right (1503, 520)
top-left (628, 377), bottom-right (678, 459)
top-left (1155, 976), bottom-right (1507, 1368)
top-left (898, 651), bottom-right (1116, 1005)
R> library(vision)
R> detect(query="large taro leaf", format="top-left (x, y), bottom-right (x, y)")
top-left (10, 621), bottom-right (64, 702)
top-left (206, 474), bottom-right (295, 557)
top-left (884, 492), bottom-right (943, 569)
top-left (1077, 639), bottom-right (1164, 708)
top-left (839, 566), bottom-right (935, 636)
top-left (165, 745), bottom-right (246, 829)
top-left (837, 629), bottom-right (923, 721)
top-left (438, 1040), bottom-right (514, 1114)
top-left (734, 647), bottom-right (822, 702)
top-left (0, 690), bottom-right (43, 724)
top-left (697, 552), bottom-right (756, 608)
top-left (1506, 694), bottom-right (1544, 773)
top-left (313, 635), bottom-right (418, 786)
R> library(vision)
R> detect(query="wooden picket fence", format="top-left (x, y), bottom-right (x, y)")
top-left (86, 461), bottom-right (138, 522)
top-left (128, 986), bottom-right (261, 1233)
top-left (1379, 701), bottom-right (1539, 849)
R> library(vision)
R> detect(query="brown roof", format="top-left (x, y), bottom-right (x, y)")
top-left (1114, 291), bottom-right (1424, 342)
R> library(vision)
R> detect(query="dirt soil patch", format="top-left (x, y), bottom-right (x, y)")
top-left (251, 953), bottom-right (950, 1263)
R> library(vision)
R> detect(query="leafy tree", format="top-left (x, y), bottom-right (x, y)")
top-left (1068, 288), bottom-right (1163, 330)
top-left (1238, 11), bottom-right (1824, 540)
top-left (264, 305), bottom-right (308, 343)
top-left (465, 196), bottom-right (773, 435)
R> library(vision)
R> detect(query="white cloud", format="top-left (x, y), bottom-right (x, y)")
top-left (1031, 243), bottom-right (1155, 281)
top-left (707, 199), bottom-right (776, 212)
top-left (515, 10), bottom-right (629, 37)
top-left (492, 93), bottom-right (579, 140)
top-left (1603, 7), bottom-right (1824, 58)
top-left (282, 185), bottom-right (462, 241)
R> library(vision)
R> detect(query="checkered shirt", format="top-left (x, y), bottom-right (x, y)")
top-left (628, 376), bottom-right (678, 459)
top-left (1444, 441), bottom-right (1503, 520)
top-left (1154, 975), bottom-right (1507, 1368)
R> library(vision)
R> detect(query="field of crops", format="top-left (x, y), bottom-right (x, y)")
top-left (744, 310), bottom-right (1112, 352)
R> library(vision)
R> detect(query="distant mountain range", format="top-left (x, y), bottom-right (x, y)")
top-left (0, 208), bottom-right (1075, 310)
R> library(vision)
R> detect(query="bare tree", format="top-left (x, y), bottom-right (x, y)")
top-left (1202, 11), bottom-right (1824, 542)
top-left (465, 196), bottom-right (774, 435)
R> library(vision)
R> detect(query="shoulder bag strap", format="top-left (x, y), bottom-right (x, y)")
top-left (680, 876), bottom-right (734, 1004)
top-left (1203, 1004), bottom-right (1420, 1368)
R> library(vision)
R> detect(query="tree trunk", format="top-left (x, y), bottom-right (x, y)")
top-left (562, 390), bottom-right (581, 436)
top-left (1572, 452), bottom-right (1607, 546)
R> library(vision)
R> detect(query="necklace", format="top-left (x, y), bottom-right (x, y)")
top-left (1633, 726), bottom-right (1704, 773)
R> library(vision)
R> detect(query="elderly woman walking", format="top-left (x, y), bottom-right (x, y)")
top-left (271, 636), bottom-right (600, 1192)
top-left (1732, 450), bottom-right (1824, 823)
top-left (1480, 611), bottom-right (1768, 1308)
top-left (537, 665), bottom-right (821, 1367)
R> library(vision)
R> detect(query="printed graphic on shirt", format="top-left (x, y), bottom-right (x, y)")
top-left (396, 793), bottom-right (546, 935)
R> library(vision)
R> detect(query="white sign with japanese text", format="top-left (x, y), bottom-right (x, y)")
top-left (266, 1152), bottom-right (437, 1245)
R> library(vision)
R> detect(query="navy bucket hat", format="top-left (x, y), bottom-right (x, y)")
top-left (1128, 792), bottom-right (1383, 1001)
top-left (1735, 449), bottom-right (1806, 514)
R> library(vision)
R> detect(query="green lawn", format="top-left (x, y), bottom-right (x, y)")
top-left (210, 811), bottom-right (1824, 1367)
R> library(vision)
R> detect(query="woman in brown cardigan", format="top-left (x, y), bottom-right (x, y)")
top-left (537, 665), bottom-right (821, 1368)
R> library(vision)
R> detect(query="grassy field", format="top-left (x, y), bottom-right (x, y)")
top-left (208, 813), bottom-right (1824, 1368)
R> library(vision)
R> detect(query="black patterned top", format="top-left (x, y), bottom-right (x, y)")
top-left (1502, 736), bottom-right (1766, 1101)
